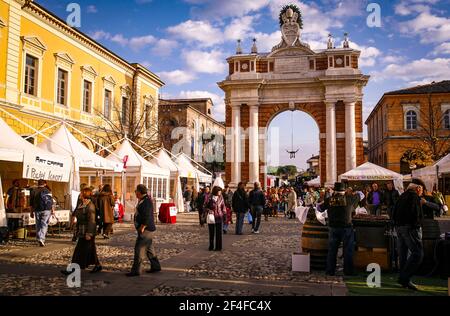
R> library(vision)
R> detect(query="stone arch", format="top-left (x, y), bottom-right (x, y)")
top-left (81, 138), bottom-right (94, 151)
top-left (257, 102), bottom-right (326, 187)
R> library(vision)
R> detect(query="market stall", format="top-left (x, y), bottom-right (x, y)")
top-left (106, 139), bottom-right (170, 213)
top-left (0, 117), bottom-right (72, 237)
top-left (149, 148), bottom-right (185, 213)
top-left (174, 153), bottom-right (213, 190)
top-left (305, 176), bottom-right (321, 188)
top-left (38, 124), bottom-right (122, 210)
top-left (339, 162), bottom-right (404, 192)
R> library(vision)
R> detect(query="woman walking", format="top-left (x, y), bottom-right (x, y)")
top-left (62, 188), bottom-right (102, 274)
top-left (97, 184), bottom-right (115, 239)
top-left (204, 186), bottom-right (226, 251)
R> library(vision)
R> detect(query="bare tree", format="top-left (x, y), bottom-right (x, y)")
top-left (402, 92), bottom-right (450, 167)
top-left (74, 96), bottom-right (160, 156)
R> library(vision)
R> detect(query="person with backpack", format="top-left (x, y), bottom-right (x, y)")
top-left (30, 179), bottom-right (54, 247)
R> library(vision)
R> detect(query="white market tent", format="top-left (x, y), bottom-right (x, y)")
top-left (0, 117), bottom-right (72, 183)
top-left (38, 124), bottom-right (123, 210)
top-left (306, 176), bottom-right (321, 188)
top-left (175, 153), bottom-right (213, 185)
top-left (38, 124), bottom-right (119, 171)
top-left (339, 162), bottom-right (404, 192)
top-left (212, 174), bottom-right (225, 189)
top-left (106, 139), bottom-right (170, 211)
top-left (0, 117), bottom-right (73, 208)
top-left (412, 153), bottom-right (450, 191)
top-left (149, 148), bottom-right (186, 213)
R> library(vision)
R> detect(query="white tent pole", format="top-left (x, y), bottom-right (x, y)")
top-left (0, 109), bottom-right (74, 156)
top-left (23, 121), bottom-right (62, 141)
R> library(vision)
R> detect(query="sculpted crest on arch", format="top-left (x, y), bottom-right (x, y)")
top-left (272, 5), bottom-right (311, 53)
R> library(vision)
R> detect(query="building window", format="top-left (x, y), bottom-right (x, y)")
top-left (406, 110), bottom-right (418, 130)
top-left (83, 80), bottom-right (92, 113)
top-left (444, 110), bottom-right (450, 129)
top-left (121, 97), bottom-right (129, 126)
top-left (104, 89), bottom-right (112, 119)
top-left (57, 68), bottom-right (68, 106)
top-left (24, 55), bottom-right (38, 96)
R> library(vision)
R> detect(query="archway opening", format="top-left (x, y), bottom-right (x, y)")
top-left (266, 110), bottom-right (320, 187)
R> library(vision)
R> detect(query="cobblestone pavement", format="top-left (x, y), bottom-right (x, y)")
top-left (0, 214), bottom-right (347, 296)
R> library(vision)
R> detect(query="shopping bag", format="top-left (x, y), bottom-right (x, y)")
top-left (246, 211), bottom-right (253, 224)
top-left (355, 206), bottom-right (368, 215)
top-left (315, 209), bottom-right (328, 226)
top-left (294, 206), bottom-right (309, 224)
top-left (206, 212), bottom-right (215, 225)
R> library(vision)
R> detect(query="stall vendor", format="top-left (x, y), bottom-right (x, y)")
top-left (5, 180), bottom-right (22, 212)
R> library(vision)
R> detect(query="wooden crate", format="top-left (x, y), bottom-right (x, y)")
top-left (354, 247), bottom-right (391, 271)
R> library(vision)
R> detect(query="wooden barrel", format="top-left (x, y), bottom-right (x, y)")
top-left (301, 215), bottom-right (329, 270)
top-left (418, 219), bottom-right (441, 275)
top-left (422, 219), bottom-right (441, 240)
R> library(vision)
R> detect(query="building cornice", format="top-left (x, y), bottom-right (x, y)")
top-left (21, 1), bottom-right (163, 88)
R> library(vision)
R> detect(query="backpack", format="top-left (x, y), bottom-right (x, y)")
top-left (39, 190), bottom-right (53, 212)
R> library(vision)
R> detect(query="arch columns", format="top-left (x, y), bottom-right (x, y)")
top-left (345, 100), bottom-right (357, 171)
top-left (248, 104), bottom-right (260, 187)
top-left (325, 101), bottom-right (337, 185)
top-left (230, 104), bottom-right (242, 188)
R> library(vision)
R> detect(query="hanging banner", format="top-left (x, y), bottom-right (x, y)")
top-left (22, 152), bottom-right (72, 183)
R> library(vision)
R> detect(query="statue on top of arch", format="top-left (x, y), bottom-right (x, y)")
top-left (272, 4), bottom-right (311, 52)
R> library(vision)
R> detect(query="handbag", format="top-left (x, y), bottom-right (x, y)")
top-left (207, 212), bottom-right (215, 224)
top-left (48, 214), bottom-right (59, 226)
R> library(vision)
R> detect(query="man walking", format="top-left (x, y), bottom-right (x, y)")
top-left (248, 182), bottom-right (266, 234)
top-left (232, 182), bottom-right (249, 235)
top-left (392, 182), bottom-right (424, 291)
top-left (127, 184), bottom-right (161, 277)
top-left (183, 186), bottom-right (193, 213)
top-left (30, 180), bottom-right (53, 247)
top-left (322, 183), bottom-right (362, 276)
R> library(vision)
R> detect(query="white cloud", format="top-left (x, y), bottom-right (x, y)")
top-left (371, 58), bottom-right (450, 84)
top-left (158, 70), bottom-right (197, 85)
top-left (89, 30), bottom-right (110, 41)
top-left (381, 55), bottom-right (405, 64)
top-left (110, 34), bottom-right (129, 47)
top-left (183, 50), bottom-right (227, 74)
top-left (224, 15), bottom-right (257, 41)
top-left (432, 42), bottom-right (450, 56)
top-left (186, 0), bottom-right (269, 19)
top-left (347, 41), bottom-right (381, 67)
top-left (178, 90), bottom-right (225, 121)
top-left (167, 20), bottom-right (223, 47)
top-left (152, 39), bottom-right (178, 57)
top-left (86, 5), bottom-right (98, 13)
top-left (140, 61), bottom-right (152, 68)
top-left (394, 0), bottom-right (439, 16)
top-left (129, 35), bottom-right (156, 51)
top-left (252, 31), bottom-right (282, 52)
top-left (399, 12), bottom-right (450, 44)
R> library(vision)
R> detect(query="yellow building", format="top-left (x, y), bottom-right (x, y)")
top-left (0, 0), bottom-right (163, 153)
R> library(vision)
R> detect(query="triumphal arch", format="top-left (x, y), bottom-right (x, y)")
top-left (218, 6), bottom-right (369, 188)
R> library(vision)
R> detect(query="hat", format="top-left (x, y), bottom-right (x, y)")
top-left (334, 182), bottom-right (346, 192)
top-left (412, 178), bottom-right (427, 191)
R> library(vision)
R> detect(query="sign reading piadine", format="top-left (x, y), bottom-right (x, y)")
top-left (22, 152), bottom-right (72, 183)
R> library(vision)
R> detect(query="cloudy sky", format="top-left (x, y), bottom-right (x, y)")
top-left (39, 0), bottom-right (450, 168)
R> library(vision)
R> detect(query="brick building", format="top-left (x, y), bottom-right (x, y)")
top-left (158, 98), bottom-right (226, 170)
top-left (366, 81), bottom-right (450, 174)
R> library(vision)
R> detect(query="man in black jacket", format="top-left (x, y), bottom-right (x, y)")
top-left (248, 182), bottom-right (266, 234)
top-left (392, 182), bottom-right (424, 290)
top-left (232, 182), bottom-right (249, 235)
top-left (127, 184), bottom-right (161, 277)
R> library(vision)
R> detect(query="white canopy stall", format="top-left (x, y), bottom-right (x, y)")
top-left (412, 153), bottom-right (450, 191)
top-left (106, 140), bottom-right (170, 212)
top-left (150, 149), bottom-right (185, 213)
top-left (38, 124), bottom-right (122, 209)
top-left (339, 162), bottom-right (404, 192)
top-left (306, 176), bottom-right (321, 188)
top-left (174, 153), bottom-right (213, 190)
top-left (0, 117), bottom-right (72, 211)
